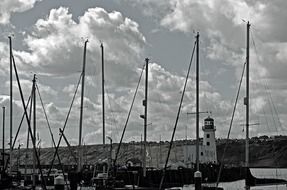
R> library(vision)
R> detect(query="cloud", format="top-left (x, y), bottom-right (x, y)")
top-left (124, 0), bottom-right (287, 138)
top-left (2, 1), bottom-right (286, 147)
top-left (1, 3), bottom-right (247, 146)
top-left (3, 6), bottom-right (149, 146)
top-left (0, 0), bottom-right (41, 24)
top-left (126, 0), bottom-right (287, 77)
top-left (0, 42), bottom-right (10, 75)
top-left (16, 7), bottom-right (146, 77)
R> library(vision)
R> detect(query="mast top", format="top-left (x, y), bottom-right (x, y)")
top-left (32, 74), bottom-right (37, 81)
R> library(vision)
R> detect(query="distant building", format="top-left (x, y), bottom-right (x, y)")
top-left (183, 116), bottom-right (217, 166)
top-left (126, 158), bottom-right (142, 167)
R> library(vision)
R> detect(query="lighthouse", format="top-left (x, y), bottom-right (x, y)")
top-left (183, 117), bottom-right (218, 165)
top-left (202, 116), bottom-right (217, 163)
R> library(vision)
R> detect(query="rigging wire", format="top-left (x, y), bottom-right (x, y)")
top-left (159, 40), bottom-right (196, 190)
top-left (250, 30), bottom-right (284, 133)
top-left (250, 28), bottom-right (281, 178)
top-left (11, 95), bottom-right (31, 150)
top-left (216, 61), bottom-right (246, 187)
top-left (25, 96), bottom-right (33, 176)
top-left (88, 55), bottom-right (121, 143)
top-left (246, 57), bottom-right (270, 134)
top-left (264, 84), bottom-right (279, 132)
top-left (36, 83), bottom-right (69, 186)
top-left (48, 73), bottom-right (82, 176)
top-left (114, 64), bottom-right (145, 167)
top-left (251, 31), bottom-right (278, 133)
top-left (249, 31), bottom-right (271, 133)
top-left (36, 84), bottom-right (56, 149)
top-left (104, 86), bottom-right (120, 143)
top-left (266, 84), bottom-right (284, 131)
top-left (11, 54), bottom-right (47, 190)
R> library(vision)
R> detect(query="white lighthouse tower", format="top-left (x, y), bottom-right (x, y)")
top-left (183, 117), bottom-right (218, 165)
top-left (202, 116), bottom-right (217, 163)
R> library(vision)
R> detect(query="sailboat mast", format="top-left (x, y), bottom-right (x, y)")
top-left (32, 74), bottom-right (36, 189)
top-left (2, 107), bottom-right (5, 170)
top-left (25, 98), bottom-right (33, 176)
top-left (194, 32), bottom-right (202, 190)
top-left (143, 58), bottom-right (149, 177)
top-left (78, 40), bottom-right (88, 172)
top-left (245, 21), bottom-right (250, 190)
top-left (195, 32), bottom-right (200, 171)
top-left (101, 43), bottom-right (105, 145)
top-left (9, 36), bottom-right (13, 174)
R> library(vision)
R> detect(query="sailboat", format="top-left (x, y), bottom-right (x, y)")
top-left (37, 22), bottom-right (286, 190)
top-left (242, 22), bottom-right (286, 189)
top-left (215, 21), bottom-right (287, 189)
top-left (110, 32), bottom-right (241, 189)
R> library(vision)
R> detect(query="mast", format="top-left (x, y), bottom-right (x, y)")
top-left (195, 32), bottom-right (200, 171)
top-left (194, 32), bottom-right (202, 190)
top-left (159, 135), bottom-right (162, 167)
top-left (9, 36), bottom-right (13, 174)
top-left (101, 43), bottom-right (105, 146)
top-left (245, 21), bottom-right (250, 190)
top-left (32, 74), bottom-right (36, 189)
top-left (107, 136), bottom-right (112, 171)
top-left (143, 58), bottom-right (149, 177)
top-left (12, 51), bottom-right (47, 190)
top-left (78, 40), bottom-right (88, 172)
top-left (2, 107), bottom-right (5, 170)
top-left (25, 96), bottom-right (33, 177)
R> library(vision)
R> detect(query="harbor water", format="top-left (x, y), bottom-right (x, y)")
top-left (177, 168), bottom-right (287, 190)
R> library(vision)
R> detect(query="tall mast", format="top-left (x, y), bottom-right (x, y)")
top-left (195, 32), bottom-right (200, 171)
top-left (32, 74), bottom-right (36, 189)
top-left (143, 58), bottom-right (149, 177)
top-left (8, 36), bottom-right (13, 174)
top-left (25, 97), bottom-right (33, 177)
top-left (78, 40), bottom-right (88, 172)
top-left (245, 21), bottom-right (250, 190)
top-left (101, 43), bottom-right (105, 145)
top-left (194, 32), bottom-right (202, 190)
top-left (2, 107), bottom-right (5, 170)
top-left (159, 135), bottom-right (162, 166)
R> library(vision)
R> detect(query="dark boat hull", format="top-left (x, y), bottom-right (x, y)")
top-left (112, 164), bottom-right (245, 188)
top-left (0, 172), bottom-right (12, 189)
top-left (245, 167), bottom-right (287, 187)
top-left (68, 166), bottom-right (287, 190)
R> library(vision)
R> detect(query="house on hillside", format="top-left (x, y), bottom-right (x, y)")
top-left (126, 158), bottom-right (142, 167)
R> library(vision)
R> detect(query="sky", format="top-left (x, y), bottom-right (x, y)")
top-left (0, 0), bottom-right (287, 148)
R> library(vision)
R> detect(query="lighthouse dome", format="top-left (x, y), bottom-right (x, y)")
top-left (203, 116), bottom-right (215, 130)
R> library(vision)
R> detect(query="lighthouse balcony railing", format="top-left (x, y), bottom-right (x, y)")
top-left (202, 125), bottom-right (216, 130)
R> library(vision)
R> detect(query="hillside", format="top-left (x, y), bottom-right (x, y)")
top-left (11, 136), bottom-right (287, 168)
top-left (217, 137), bottom-right (287, 167)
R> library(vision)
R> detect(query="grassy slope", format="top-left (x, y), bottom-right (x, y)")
top-left (13, 138), bottom-right (287, 168)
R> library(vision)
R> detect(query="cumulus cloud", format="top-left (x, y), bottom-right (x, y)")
top-left (126, 0), bottom-right (287, 79)
top-left (0, 0), bottom-right (41, 24)
top-left (1, 1), bottom-right (286, 147)
top-left (17, 7), bottom-right (146, 77)
top-left (124, 0), bottom-right (287, 138)
top-left (0, 2), bottom-right (246, 146)
top-left (4, 7), bottom-right (148, 145)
